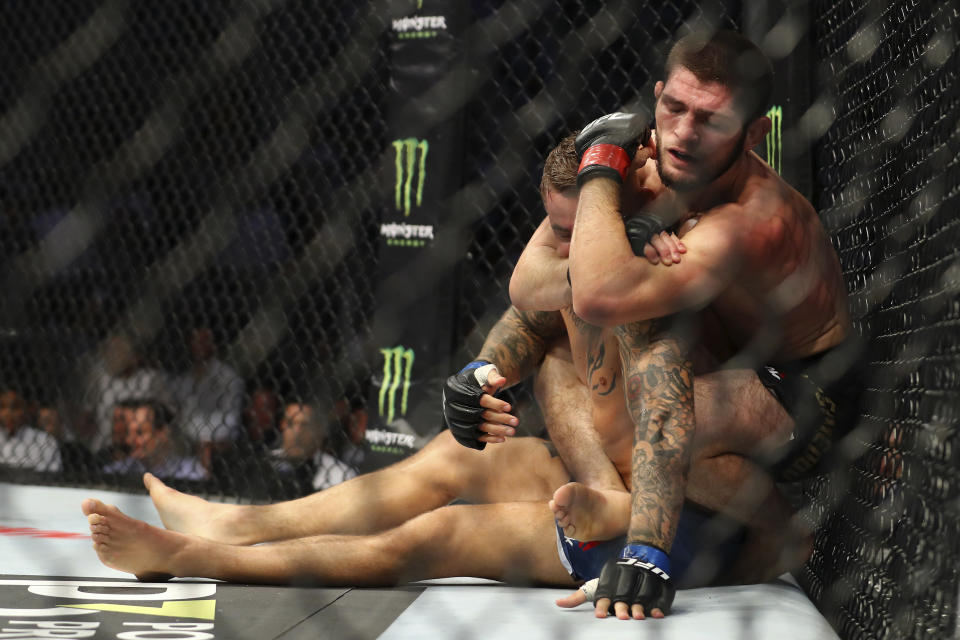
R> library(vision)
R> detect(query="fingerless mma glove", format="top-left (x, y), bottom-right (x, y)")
top-left (442, 360), bottom-right (497, 450)
top-left (575, 112), bottom-right (651, 187)
top-left (595, 543), bottom-right (676, 615)
top-left (624, 215), bottom-right (668, 256)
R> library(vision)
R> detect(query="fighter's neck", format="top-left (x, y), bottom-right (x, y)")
top-left (678, 153), bottom-right (753, 213)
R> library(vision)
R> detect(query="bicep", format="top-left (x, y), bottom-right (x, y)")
top-left (603, 221), bottom-right (743, 324)
top-left (510, 217), bottom-right (569, 311)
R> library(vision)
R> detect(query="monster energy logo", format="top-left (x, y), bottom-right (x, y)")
top-left (765, 105), bottom-right (782, 175)
top-left (379, 346), bottom-right (415, 423)
top-left (393, 138), bottom-right (429, 217)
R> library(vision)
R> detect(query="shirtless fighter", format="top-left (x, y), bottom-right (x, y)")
top-left (507, 30), bottom-right (864, 619)
top-left (78, 142), bottom-right (759, 611)
top-left (79, 30), bottom-right (855, 621)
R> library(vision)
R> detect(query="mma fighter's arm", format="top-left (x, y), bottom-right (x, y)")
top-left (571, 112), bottom-right (701, 618)
top-left (510, 213), bottom-right (687, 313)
top-left (443, 306), bottom-right (565, 448)
top-left (570, 178), bottom-right (744, 327)
top-left (476, 306), bottom-right (566, 387)
top-left (614, 318), bottom-right (696, 557)
top-left (509, 217), bottom-right (572, 312)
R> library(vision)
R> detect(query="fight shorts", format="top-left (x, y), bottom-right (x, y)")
top-left (757, 335), bottom-right (867, 482)
top-left (555, 503), bottom-right (745, 588)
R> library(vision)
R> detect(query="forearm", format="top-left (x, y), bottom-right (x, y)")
top-left (510, 217), bottom-right (571, 311)
top-left (535, 349), bottom-right (625, 491)
top-left (615, 320), bottom-right (696, 552)
top-left (509, 251), bottom-right (571, 311)
top-left (476, 306), bottom-right (565, 387)
top-left (569, 179), bottom-right (635, 289)
top-left (569, 180), bottom-right (654, 326)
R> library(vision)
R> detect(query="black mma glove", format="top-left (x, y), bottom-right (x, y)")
top-left (624, 214), bottom-right (670, 257)
top-left (595, 544), bottom-right (676, 615)
top-left (575, 112), bottom-right (651, 187)
top-left (442, 360), bottom-right (498, 450)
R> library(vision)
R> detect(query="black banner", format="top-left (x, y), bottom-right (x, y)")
top-left (743, 1), bottom-right (815, 200)
top-left (364, 0), bottom-right (468, 468)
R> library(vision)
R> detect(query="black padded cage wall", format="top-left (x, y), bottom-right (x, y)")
top-left (0, 1), bottom-right (958, 639)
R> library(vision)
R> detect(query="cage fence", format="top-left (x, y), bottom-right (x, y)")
top-left (0, 0), bottom-right (956, 638)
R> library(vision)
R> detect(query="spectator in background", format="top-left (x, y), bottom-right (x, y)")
top-left (329, 395), bottom-right (367, 471)
top-left (103, 399), bottom-right (206, 481)
top-left (0, 387), bottom-right (61, 472)
top-left (77, 333), bottom-right (170, 455)
top-left (36, 405), bottom-right (65, 441)
top-left (270, 400), bottom-right (356, 493)
top-left (243, 386), bottom-right (280, 449)
top-left (171, 327), bottom-right (243, 469)
top-left (37, 401), bottom-right (94, 474)
top-left (94, 402), bottom-right (134, 467)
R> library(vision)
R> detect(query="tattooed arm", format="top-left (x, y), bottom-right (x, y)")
top-left (614, 316), bottom-right (696, 552)
top-left (476, 306), bottom-right (566, 388)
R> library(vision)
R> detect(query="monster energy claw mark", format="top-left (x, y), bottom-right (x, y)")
top-left (379, 346), bottom-right (415, 423)
top-left (392, 138), bottom-right (429, 216)
top-left (765, 106), bottom-right (782, 175)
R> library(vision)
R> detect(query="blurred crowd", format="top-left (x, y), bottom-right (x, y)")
top-left (0, 328), bottom-right (368, 497)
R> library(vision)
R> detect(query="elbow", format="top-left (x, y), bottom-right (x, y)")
top-left (572, 287), bottom-right (662, 327)
top-left (571, 289), bottom-right (623, 327)
top-left (508, 272), bottom-right (534, 311)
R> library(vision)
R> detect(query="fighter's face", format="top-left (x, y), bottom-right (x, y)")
top-left (543, 188), bottom-right (578, 258)
top-left (654, 68), bottom-right (747, 193)
top-left (281, 403), bottom-right (320, 458)
top-left (0, 391), bottom-right (25, 433)
top-left (127, 406), bottom-right (161, 462)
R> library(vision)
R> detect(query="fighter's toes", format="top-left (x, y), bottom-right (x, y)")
top-left (81, 498), bottom-right (101, 517)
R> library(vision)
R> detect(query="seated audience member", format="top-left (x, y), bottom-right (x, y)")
top-left (0, 387), bottom-right (61, 472)
top-left (37, 401), bottom-right (95, 474)
top-left (328, 394), bottom-right (368, 471)
top-left (270, 400), bottom-right (357, 493)
top-left (171, 326), bottom-right (244, 468)
top-left (36, 405), bottom-right (65, 440)
top-left (103, 399), bottom-right (207, 481)
top-left (242, 386), bottom-right (280, 449)
top-left (95, 402), bottom-right (134, 467)
top-left (77, 333), bottom-right (171, 455)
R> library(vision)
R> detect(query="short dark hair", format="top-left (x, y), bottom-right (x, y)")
top-left (130, 398), bottom-right (174, 431)
top-left (664, 30), bottom-right (774, 123)
top-left (540, 131), bottom-right (580, 198)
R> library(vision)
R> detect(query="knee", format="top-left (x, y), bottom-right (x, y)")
top-left (418, 431), bottom-right (475, 495)
top-left (430, 429), bottom-right (470, 463)
top-left (375, 509), bottom-right (455, 582)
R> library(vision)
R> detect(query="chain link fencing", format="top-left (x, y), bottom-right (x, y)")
top-left (0, 1), bottom-right (957, 638)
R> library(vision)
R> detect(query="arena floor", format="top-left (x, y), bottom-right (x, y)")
top-left (0, 482), bottom-right (839, 639)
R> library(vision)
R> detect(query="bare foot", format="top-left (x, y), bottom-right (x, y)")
top-left (82, 498), bottom-right (188, 581)
top-left (548, 482), bottom-right (630, 541)
top-left (144, 473), bottom-right (239, 543)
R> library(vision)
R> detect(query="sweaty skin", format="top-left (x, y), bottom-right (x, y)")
top-left (511, 70), bottom-right (852, 617)
top-left (569, 74), bottom-right (851, 356)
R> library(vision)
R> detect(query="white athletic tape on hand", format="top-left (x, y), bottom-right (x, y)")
top-left (580, 578), bottom-right (599, 603)
top-left (473, 363), bottom-right (498, 388)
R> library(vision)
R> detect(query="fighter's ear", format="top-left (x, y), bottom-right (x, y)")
top-left (744, 115), bottom-right (771, 152)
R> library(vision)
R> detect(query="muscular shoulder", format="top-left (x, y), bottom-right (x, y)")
top-left (734, 161), bottom-right (822, 270)
top-left (740, 155), bottom-right (814, 224)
